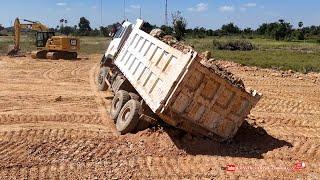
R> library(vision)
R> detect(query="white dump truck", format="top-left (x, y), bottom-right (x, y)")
top-left (97, 19), bottom-right (262, 140)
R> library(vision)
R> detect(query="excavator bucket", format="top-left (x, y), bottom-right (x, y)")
top-left (7, 48), bottom-right (19, 56)
top-left (7, 48), bottom-right (25, 57)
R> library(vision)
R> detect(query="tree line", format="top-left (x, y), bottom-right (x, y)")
top-left (1, 16), bottom-right (320, 41)
top-left (184, 20), bottom-right (320, 41)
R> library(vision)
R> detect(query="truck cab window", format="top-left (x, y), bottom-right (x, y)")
top-left (114, 27), bottom-right (125, 38)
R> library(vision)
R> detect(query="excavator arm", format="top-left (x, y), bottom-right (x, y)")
top-left (8, 18), bottom-right (49, 56)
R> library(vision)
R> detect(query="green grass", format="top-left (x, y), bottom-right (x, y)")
top-left (1, 34), bottom-right (320, 73)
top-left (79, 36), bottom-right (111, 54)
top-left (0, 35), bottom-right (111, 55)
top-left (187, 36), bottom-right (320, 73)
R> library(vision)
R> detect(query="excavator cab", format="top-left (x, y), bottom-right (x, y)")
top-left (35, 32), bottom-right (55, 47)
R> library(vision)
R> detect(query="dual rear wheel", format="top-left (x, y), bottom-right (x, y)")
top-left (110, 90), bottom-right (143, 134)
top-left (116, 99), bottom-right (141, 135)
top-left (98, 67), bottom-right (147, 135)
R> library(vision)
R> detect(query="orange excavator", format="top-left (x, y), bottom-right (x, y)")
top-left (8, 18), bottom-right (80, 60)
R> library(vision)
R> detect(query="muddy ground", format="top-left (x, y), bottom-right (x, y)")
top-left (0, 55), bottom-right (319, 179)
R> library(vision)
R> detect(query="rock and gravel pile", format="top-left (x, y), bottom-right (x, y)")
top-left (150, 29), bottom-right (193, 54)
top-left (200, 54), bottom-right (245, 90)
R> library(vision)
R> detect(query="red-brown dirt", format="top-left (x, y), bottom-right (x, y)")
top-left (0, 55), bottom-right (319, 179)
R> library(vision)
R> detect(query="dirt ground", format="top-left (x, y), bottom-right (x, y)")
top-left (0, 55), bottom-right (319, 179)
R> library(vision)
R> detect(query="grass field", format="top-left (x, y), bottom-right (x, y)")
top-left (187, 36), bottom-right (320, 73)
top-left (1, 35), bottom-right (319, 73)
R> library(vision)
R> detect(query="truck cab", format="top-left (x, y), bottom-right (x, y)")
top-left (102, 19), bottom-right (144, 64)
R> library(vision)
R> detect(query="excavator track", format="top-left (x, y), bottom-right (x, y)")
top-left (31, 50), bottom-right (47, 59)
top-left (46, 52), bottom-right (58, 60)
top-left (46, 52), bottom-right (77, 60)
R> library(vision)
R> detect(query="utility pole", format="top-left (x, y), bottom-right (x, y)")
top-left (100, 0), bottom-right (103, 36)
top-left (139, 7), bottom-right (142, 19)
top-left (100, 0), bottom-right (103, 26)
top-left (123, 0), bottom-right (126, 20)
top-left (165, 0), bottom-right (168, 26)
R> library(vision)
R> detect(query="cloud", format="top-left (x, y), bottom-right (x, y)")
top-left (219, 5), bottom-right (235, 12)
top-left (130, 5), bottom-right (141, 9)
top-left (243, 3), bottom-right (257, 7)
top-left (240, 7), bottom-right (247, 12)
top-left (56, 2), bottom-right (67, 6)
top-left (188, 3), bottom-right (208, 12)
top-left (239, 3), bottom-right (257, 12)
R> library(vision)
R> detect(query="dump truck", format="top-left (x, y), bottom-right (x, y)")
top-left (97, 19), bottom-right (262, 140)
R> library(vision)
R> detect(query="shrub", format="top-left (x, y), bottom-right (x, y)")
top-left (212, 40), bottom-right (255, 51)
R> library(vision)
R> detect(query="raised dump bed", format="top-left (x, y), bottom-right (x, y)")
top-left (158, 55), bottom-right (261, 139)
top-left (99, 19), bottom-right (262, 139)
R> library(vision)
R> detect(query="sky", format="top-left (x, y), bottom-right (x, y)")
top-left (0, 0), bottom-right (319, 29)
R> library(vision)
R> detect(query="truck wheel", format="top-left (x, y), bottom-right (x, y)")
top-left (110, 90), bottom-right (130, 121)
top-left (116, 99), bottom-right (141, 135)
top-left (97, 67), bottom-right (110, 91)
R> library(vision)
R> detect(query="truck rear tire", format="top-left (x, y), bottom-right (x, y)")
top-left (110, 90), bottom-right (130, 121)
top-left (97, 67), bottom-right (110, 91)
top-left (116, 99), bottom-right (141, 135)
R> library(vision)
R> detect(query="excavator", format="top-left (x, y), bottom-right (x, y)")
top-left (8, 18), bottom-right (80, 60)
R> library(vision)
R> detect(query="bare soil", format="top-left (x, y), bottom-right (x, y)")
top-left (0, 55), bottom-right (319, 179)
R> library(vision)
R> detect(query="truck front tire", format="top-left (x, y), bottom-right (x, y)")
top-left (97, 67), bottom-right (110, 91)
top-left (110, 90), bottom-right (131, 121)
top-left (116, 99), bottom-right (141, 135)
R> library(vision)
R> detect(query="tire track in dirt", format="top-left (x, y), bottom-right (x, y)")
top-left (0, 125), bottom-right (318, 174)
top-left (89, 63), bottom-right (116, 135)
top-left (0, 114), bottom-right (102, 125)
top-left (250, 113), bottom-right (320, 128)
top-left (262, 135), bottom-right (320, 161)
top-left (263, 126), bottom-right (320, 138)
top-left (41, 62), bottom-right (91, 83)
top-left (0, 122), bottom-right (110, 138)
top-left (255, 97), bottom-right (320, 115)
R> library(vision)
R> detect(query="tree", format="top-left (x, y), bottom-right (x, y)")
top-left (100, 26), bottom-right (110, 37)
top-left (256, 20), bottom-right (293, 40)
top-left (274, 19), bottom-right (293, 40)
top-left (0, 24), bottom-right (4, 31)
top-left (243, 28), bottom-right (253, 34)
top-left (160, 25), bottom-right (173, 35)
top-left (206, 29), bottom-right (214, 36)
top-left (221, 23), bottom-right (241, 34)
top-left (141, 22), bottom-right (156, 34)
top-left (60, 26), bottom-right (74, 35)
top-left (78, 17), bottom-right (92, 36)
top-left (171, 11), bottom-right (187, 40)
top-left (296, 21), bottom-right (305, 40)
top-left (90, 28), bottom-right (100, 36)
top-left (257, 23), bottom-right (268, 35)
top-left (298, 22), bottom-right (304, 29)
